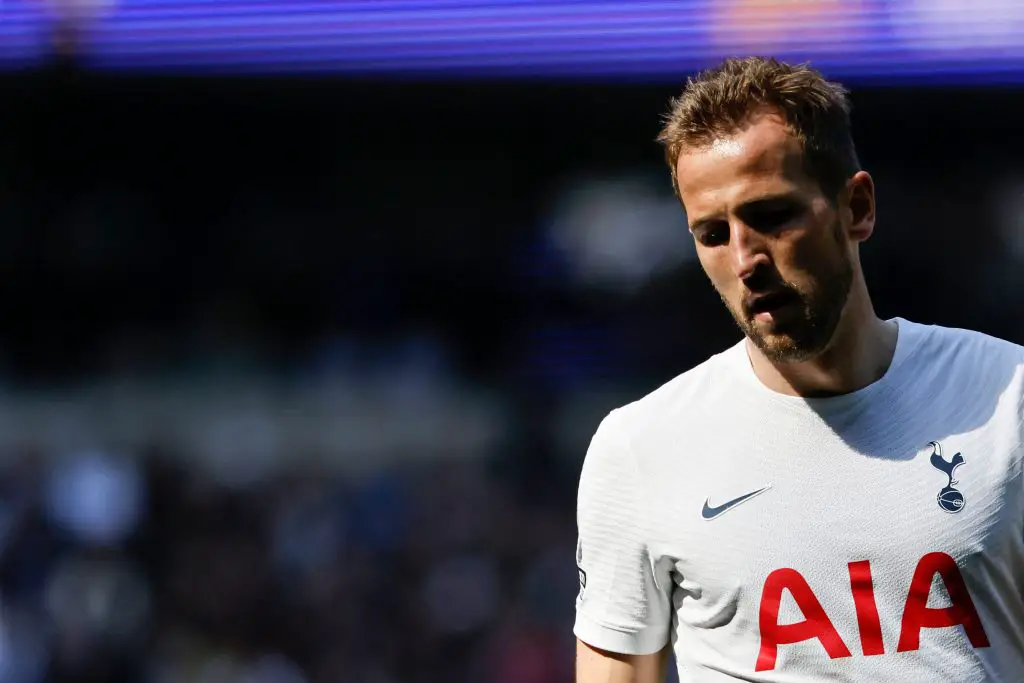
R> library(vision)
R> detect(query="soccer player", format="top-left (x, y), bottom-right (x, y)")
top-left (574, 57), bottom-right (1024, 682)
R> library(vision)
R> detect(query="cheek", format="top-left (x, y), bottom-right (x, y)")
top-left (779, 222), bottom-right (841, 278)
top-left (697, 251), bottom-right (738, 297)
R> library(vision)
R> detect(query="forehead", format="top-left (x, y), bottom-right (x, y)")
top-left (675, 114), bottom-right (816, 217)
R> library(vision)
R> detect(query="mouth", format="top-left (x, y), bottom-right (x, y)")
top-left (745, 290), bottom-right (800, 323)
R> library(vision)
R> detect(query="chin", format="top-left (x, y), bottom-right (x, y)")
top-left (756, 337), bottom-right (821, 364)
top-left (746, 323), bottom-right (825, 364)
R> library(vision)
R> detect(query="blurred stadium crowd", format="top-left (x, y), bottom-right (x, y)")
top-left (0, 447), bottom-right (580, 683)
top-left (0, 71), bottom-right (1022, 682)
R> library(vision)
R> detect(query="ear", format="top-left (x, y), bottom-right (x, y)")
top-left (844, 171), bottom-right (875, 243)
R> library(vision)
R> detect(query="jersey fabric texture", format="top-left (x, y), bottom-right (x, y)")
top-left (574, 318), bottom-right (1024, 682)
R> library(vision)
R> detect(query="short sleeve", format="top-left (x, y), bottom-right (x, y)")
top-left (573, 410), bottom-right (672, 655)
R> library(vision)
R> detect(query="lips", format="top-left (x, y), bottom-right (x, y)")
top-left (745, 290), bottom-right (799, 319)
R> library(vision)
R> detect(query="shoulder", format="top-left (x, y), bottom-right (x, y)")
top-left (897, 319), bottom-right (1024, 410)
top-left (904, 319), bottom-right (1024, 369)
top-left (599, 341), bottom-right (745, 445)
top-left (579, 344), bottom-right (742, 509)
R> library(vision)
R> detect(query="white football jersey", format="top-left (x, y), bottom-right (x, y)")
top-left (574, 319), bottom-right (1024, 681)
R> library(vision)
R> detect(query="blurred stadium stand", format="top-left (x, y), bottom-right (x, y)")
top-left (0, 2), bottom-right (1023, 682)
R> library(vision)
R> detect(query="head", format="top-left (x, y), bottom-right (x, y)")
top-left (657, 57), bottom-right (875, 363)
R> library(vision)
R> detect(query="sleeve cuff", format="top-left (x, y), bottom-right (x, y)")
top-left (573, 609), bottom-right (669, 656)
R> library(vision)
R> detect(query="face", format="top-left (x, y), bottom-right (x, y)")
top-left (676, 113), bottom-right (869, 363)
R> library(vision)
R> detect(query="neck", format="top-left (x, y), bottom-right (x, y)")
top-left (746, 278), bottom-right (899, 398)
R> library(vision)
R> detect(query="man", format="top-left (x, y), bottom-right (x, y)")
top-left (574, 56), bottom-right (1024, 682)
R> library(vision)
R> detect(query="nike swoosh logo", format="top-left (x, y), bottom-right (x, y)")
top-left (701, 485), bottom-right (772, 520)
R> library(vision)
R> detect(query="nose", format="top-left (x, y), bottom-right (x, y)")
top-left (728, 220), bottom-right (771, 281)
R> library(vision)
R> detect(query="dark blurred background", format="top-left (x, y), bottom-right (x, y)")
top-left (0, 2), bottom-right (1023, 682)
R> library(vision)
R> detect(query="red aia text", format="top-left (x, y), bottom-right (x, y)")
top-left (756, 552), bottom-right (989, 672)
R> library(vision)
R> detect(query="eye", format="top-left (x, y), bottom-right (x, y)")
top-left (694, 222), bottom-right (728, 247)
top-left (744, 203), bottom-right (804, 232)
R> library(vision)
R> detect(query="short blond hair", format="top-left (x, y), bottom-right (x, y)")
top-left (657, 57), bottom-right (860, 200)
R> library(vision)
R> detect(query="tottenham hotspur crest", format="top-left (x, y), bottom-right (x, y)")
top-left (929, 441), bottom-right (966, 514)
